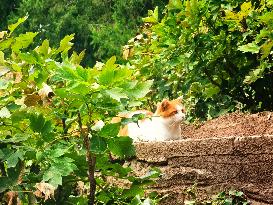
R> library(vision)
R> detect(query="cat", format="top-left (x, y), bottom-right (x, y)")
top-left (112, 98), bottom-right (186, 142)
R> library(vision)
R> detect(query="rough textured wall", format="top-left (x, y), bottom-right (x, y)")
top-left (133, 135), bottom-right (273, 204)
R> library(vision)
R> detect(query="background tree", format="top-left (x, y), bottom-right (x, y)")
top-left (0, 0), bottom-right (20, 29)
top-left (125, 0), bottom-right (273, 120)
top-left (7, 0), bottom-right (168, 65)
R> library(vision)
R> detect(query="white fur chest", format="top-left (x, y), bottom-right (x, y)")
top-left (127, 117), bottom-right (181, 142)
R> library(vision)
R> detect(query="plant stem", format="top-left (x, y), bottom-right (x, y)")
top-left (77, 110), bottom-right (96, 205)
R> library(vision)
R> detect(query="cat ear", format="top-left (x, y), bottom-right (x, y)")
top-left (177, 96), bottom-right (183, 102)
top-left (160, 99), bottom-right (170, 111)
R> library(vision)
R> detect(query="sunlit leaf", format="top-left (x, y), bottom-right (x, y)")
top-left (8, 16), bottom-right (28, 34)
top-left (238, 43), bottom-right (260, 53)
top-left (57, 34), bottom-right (75, 53)
top-left (142, 7), bottom-right (158, 23)
top-left (0, 107), bottom-right (11, 118)
top-left (11, 32), bottom-right (38, 53)
top-left (106, 88), bottom-right (128, 102)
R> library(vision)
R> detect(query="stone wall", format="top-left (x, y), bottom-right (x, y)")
top-left (133, 135), bottom-right (273, 204)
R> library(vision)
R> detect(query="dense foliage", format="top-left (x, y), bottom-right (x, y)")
top-left (126, 0), bottom-right (273, 120)
top-left (0, 18), bottom-right (159, 204)
top-left (7, 0), bottom-right (168, 65)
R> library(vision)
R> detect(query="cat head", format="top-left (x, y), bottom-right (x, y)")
top-left (155, 97), bottom-right (186, 123)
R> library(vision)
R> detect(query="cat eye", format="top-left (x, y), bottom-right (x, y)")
top-left (171, 110), bottom-right (178, 115)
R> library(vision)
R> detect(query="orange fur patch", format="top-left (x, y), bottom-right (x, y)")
top-left (155, 99), bottom-right (185, 118)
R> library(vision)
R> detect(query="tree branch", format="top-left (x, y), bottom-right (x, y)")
top-left (77, 110), bottom-right (96, 205)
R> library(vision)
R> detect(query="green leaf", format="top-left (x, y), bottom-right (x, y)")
top-left (54, 64), bottom-right (78, 81)
top-left (8, 16), bottom-right (28, 34)
top-left (224, 198), bottom-right (232, 205)
top-left (97, 192), bottom-right (111, 204)
top-left (48, 148), bottom-right (67, 158)
top-left (127, 80), bottom-right (153, 99)
top-left (43, 157), bottom-right (77, 187)
top-left (108, 136), bottom-right (135, 158)
top-left (131, 195), bottom-right (142, 205)
top-left (243, 64), bottom-right (266, 84)
top-left (99, 123), bottom-right (120, 138)
top-left (66, 196), bottom-right (89, 205)
top-left (29, 113), bottom-right (45, 133)
top-left (70, 50), bottom-right (86, 65)
top-left (204, 85), bottom-right (220, 98)
top-left (11, 32), bottom-right (38, 53)
top-left (168, 0), bottom-right (183, 10)
top-left (43, 170), bottom-right (62, 188)
top-left (6, 150), bottom-right (25, 168)
top-left (142, 7), bottom-right (158, 23)
top-left (18, 52), bottom-right (38, 64)
top-left (0, 163), bottom-right (22, 193)
top-left (41, 120), bottom-right (53, 135)
top-left (0, 38), bottom-right (13, 50)
top-left (106, 88), bottom-right (128, 102)
top-left (105, 56), bottom-right (117, 69)
top-left (90, 135), bottom-right (107, 154)
top-left (123, 184), bottom-right (144, 198)
top-left (98, 67), bottom-right (115, 86)
top-left (57, 34), bottom-right (75, 53)
top-left (238, 42), bottom-right (260, 53)
top-left (0, 134), bottom-right (29, 144)
top-left (35, 39), bottom-right (50, 56)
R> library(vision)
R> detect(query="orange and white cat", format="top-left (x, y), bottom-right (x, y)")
top-left (113, 98), bottom-right (186, 141)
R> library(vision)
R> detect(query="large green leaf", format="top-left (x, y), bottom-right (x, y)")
top-left (29, 113), bottom-right (45, 133)
top-left (90, 135), bottom-right (107, 154)
top-left (108, 136), bottom-right (135, 158)
top-left (99, 123), bottom-right (120, 138)
top-left (11, 32), bottom-right (38, 53)
top-left (6, 150), bottom-right (25, 168)
top-left (127, 80), bottom-right (153, 99)
top-left (106, 88), bottom-right (128, 102)
top-left (43, 157), bottom-right (77, 187)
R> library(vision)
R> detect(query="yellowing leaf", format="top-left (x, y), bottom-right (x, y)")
top-left (241, 2), bottom-right (252, 13)
top-left (0, 31), bottom-right (7, 39)
top-left (24, 93), bottom-right (41, 106)
top-left (0, 51), bottom-right (4, 65)
top-left (261, 40), bottom-right (273, 59)
top-left (35, 182), bottom-right (55, 200)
